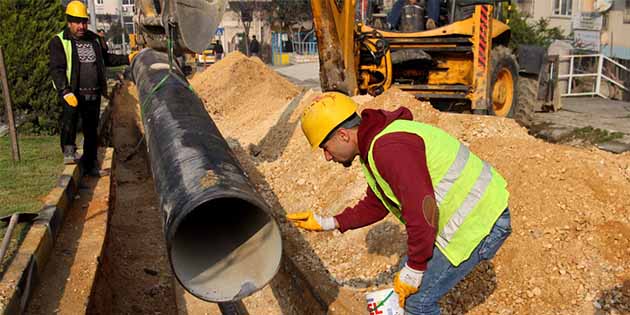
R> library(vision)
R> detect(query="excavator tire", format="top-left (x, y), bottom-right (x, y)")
top-left (488, 46), bottom-right (519, 118)
top-left (516, 74), bottom-right (537, 127)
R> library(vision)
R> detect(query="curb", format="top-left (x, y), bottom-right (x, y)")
top-left (0, 149), bottom-right (114, 314)
top-left (0, 162), bottom-right (81, 314)
top-left (0, 81), bottom-right (121, 314)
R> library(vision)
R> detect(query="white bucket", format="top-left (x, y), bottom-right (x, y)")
top-left (365, 288), bottom-right (404, 315)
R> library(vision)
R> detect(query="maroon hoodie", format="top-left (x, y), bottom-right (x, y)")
top-left (334, 107), bottom-right (437, 271)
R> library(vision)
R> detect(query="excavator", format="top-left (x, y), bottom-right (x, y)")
top-left (311, 0), bottom-right (535, 121)
top-left (132, 0), bottom-right (538, 123)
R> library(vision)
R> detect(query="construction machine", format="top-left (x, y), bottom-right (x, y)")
top-left (132, 0), bottom-right (226, 56)
top-left (132, 0), bottom-right (533, 121)
top-left (311, 0), bottom-right (532, 122)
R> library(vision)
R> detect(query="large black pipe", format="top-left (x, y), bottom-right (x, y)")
top-left (130, 49), bottom-right (282, 302)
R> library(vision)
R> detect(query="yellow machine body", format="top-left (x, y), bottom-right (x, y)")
top-left (312, 0), bottom-right (516, 115)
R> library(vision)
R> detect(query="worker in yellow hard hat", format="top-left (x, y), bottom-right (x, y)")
top-left (49, 1), bottom-right (133, 175)
top-left (288, 92), bottom-right (512, 315)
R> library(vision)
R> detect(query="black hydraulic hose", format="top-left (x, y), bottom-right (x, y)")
top-left (130, 49), bottom-right (282, 302)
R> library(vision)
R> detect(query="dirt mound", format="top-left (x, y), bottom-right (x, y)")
top-left (190, 52), bottom-right (301, 145)
top-left (191, 54), bottom-right (630, 314)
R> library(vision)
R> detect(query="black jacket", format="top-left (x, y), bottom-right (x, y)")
top-left (49, 28), bottom-right (129, 97)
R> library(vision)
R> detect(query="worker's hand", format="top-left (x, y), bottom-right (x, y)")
top-left (393, 264), bottom-right (423, 308)
top-left (128, 50), bottom-right (139, 63)
top-left (286, 211), bottom-right (336, 231)
top-left (63, 92), bottom-right (78, 107)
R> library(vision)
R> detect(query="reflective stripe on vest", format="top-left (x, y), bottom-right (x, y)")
top-left (360, 119), bottom-right (509, 266)
top-left (54, 31), bottom-right (72, 89)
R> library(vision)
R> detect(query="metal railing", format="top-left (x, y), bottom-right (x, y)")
top-left (292, 41), bottom-right (318, 55)
top-left (559, 54), bottom-right (629, 98)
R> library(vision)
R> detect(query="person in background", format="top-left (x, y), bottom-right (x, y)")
top-left (249, 35), bottom-right (260, 57)
top-left (215, 39), bottom-right (224, 61)
top-left (96, 28), bottom-right (108, 52)
top-left (387, 0), bottom-right (440, 31)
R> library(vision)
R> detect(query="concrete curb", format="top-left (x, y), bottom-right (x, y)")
top-left (0, 86), bottom-right (120, 313)
top-left (0, 162), bottom-right (81, 314)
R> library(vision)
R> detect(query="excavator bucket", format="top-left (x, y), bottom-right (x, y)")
top-left (134, 0), bottom-right (226, 54)
top-left (176, 0), bottom-right (226, 53)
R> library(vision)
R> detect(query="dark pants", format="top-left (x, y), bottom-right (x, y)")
top-left (387, 0), bottom-right (441, 29)
top-left (60, 94), bottom-right (100, 169)
top-left (426, 0), bottom-right (440, 22)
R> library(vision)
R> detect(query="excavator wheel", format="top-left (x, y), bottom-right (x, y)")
top-left (488, 46), bottom-right (518, 118)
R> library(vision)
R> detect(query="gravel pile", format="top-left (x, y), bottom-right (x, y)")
top-left (190, 53), bottom-right (630, 314)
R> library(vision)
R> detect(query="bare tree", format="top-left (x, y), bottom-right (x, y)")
top-left (228, 0), bottom-right (272, 55)
top-left (269, 0), bottom-right (312, 41)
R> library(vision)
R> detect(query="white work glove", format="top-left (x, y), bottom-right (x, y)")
top-left (63, 92), bottom-right (78, 107)
top-left (393, 263), bottom-right (424, 308)
top-left (286, 211), bottom-right (337, 231)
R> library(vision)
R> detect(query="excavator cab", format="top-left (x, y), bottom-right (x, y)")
top-left (312, 0), bottom-right (529, 121)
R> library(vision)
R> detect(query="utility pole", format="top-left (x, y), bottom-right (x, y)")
top-left (118, 0), bottom-right (126, 54)
top-left (0, 46), bottom-right (21, 161)
top-left (87, 0), bottom-right (97, 32)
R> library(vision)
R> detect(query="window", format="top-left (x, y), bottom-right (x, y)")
top-left (553, 0), bottom-right (572, 16)
top-left (122, 0), bottom-right (134, 5)
top-left (96, 0), bottom-right (103, 4)
top-left (625, 0), bottom-right (630, 24)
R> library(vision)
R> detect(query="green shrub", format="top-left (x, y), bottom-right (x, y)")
top-left (0, 0), bottom-right (65, 134)
top-left (508, 8), bottom-right (566, 50)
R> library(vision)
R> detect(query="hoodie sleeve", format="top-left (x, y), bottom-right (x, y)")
top-left (372, 132), bottom-right (437, 271)
top-left (334, 186), bottom-right (389, 232)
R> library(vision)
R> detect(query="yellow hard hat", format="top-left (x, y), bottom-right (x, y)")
top-left (301, 92), bottom-right (358, 149)
top-left (66, 1), bottom-right (89, 19)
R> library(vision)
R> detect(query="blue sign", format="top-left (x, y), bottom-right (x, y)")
top-left (216, 27), bottom-right (224, 36)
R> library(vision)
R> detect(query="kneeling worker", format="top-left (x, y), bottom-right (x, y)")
top-left (288, 92), bottom-right (512, 315)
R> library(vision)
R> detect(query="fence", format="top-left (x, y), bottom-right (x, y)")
top-left (292, 41), bottom-right (318, 55)
top-left (559, 54), bottom-right (630, 99)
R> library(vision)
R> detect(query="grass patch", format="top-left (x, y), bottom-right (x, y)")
top-left (0, 135), bottom-right (63, 217)
top-left (568, 126), bottom-right (625, 144)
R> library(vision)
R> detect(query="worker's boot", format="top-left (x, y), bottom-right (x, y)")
top-left (426, 18), bottom-right (437, 30)
top-left (63, 145), bottom-right (80, 165)
top-left (84, 159), bottom-right (103, 177)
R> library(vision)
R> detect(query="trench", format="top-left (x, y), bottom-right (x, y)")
top-left (87, 81), bottom-right (326, 315)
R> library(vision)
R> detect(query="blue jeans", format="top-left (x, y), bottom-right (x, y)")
top-left (400, 208), bottom-right (512, 315)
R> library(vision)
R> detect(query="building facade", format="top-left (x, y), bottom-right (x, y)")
top-left (516, 0), bottom-right (630, 59)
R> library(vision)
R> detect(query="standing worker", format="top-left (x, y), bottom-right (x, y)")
top-left (288, 92), bottom-right (512, 315)
top-left (249, 35), bottom-right (260, 57)
top-left (49, 1), bottom-right (132, 175)
top-left (215, 39), bottom-right (224, 61)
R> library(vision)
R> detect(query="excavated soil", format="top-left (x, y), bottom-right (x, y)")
top-left (191, 52), bottom-right (630, 314)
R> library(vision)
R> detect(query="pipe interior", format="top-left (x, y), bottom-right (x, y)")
top-left (170, 197), bottom-right (282, 302)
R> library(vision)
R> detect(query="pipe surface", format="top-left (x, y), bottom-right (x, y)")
top-left (130, 49), bottom-right (282, 302)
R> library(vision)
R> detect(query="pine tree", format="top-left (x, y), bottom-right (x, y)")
top-left (0, 0), bottom-right (65, 134)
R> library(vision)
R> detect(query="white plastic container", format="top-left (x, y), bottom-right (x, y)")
top-left (365, 288), bottom-right (403, 315)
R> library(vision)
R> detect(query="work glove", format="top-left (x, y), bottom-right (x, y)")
top-left (286, 211), bottom-right (336, 231)
top-left (63, 92), bottom-right (78, 107)
top-left (128, 50), bottom-right (139, 63)
top-left (393, 263), bottom-right (424, 308)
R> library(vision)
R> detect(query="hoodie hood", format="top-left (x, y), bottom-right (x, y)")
top-left (358, 107), bottom-right (414, 161)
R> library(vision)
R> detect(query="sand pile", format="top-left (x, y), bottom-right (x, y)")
top-left (191, 53), bottom-right (630, 315)
top-left (190, 52), bottom-right (301, 145)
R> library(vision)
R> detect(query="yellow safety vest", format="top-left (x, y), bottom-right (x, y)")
top-left (360, 120), bottom-right (509, 266)
top-left (53, 31), bottom-right (73, 89)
